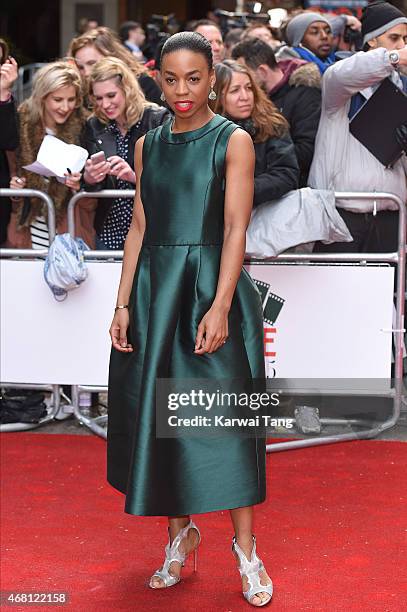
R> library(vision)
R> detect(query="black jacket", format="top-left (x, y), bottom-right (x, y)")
top-left (0, 98), bottom-right (18, 244)
top-left (0, 97), bottom-right (18, 150)
top-left (83, 105), bottom-right (170, 234)
top-left (138, 73), bottom-right (163, 106)
top-left (254, 131), bottom-right (299, 207)
top-left (270, 62), bottom-right (321, 187)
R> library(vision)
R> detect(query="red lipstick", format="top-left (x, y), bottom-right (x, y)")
top-left (175, 101), bottom-right (194, 112)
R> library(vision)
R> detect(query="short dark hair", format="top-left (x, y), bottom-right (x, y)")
top-left (191, 19), bottom-right (222, 36)
top-left (224, 28), bottom-right (244, 48)
top-left (161, 31), bottom-right (213, 70)
top-left (119, 21), bottom-right (142, 43)
top-left (231, 38), bottom-right (277, 71)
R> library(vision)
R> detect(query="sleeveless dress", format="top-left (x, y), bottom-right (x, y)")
top-left (107, 114), bottom-right (266, 516)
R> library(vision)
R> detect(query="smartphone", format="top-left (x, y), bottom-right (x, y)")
top-left (90, 151), bottom-right (106, 164)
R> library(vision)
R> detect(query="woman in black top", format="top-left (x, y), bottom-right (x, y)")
top-left (0, 50), bottom-right (18, 246)
top-left (212, 60), bottom-right (299, 207)
top-left (82, 56), bottom-right (170, 249)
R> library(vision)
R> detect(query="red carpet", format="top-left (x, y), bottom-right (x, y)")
top-left (1, 433), bottom-right (406, 611)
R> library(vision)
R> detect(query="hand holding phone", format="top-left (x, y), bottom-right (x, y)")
top-left (90, 151), bottom-right (107, 164)
top-left (107, 155), bottom-right (136, 183)
top-left (84, 150), bottom-right (110, 184)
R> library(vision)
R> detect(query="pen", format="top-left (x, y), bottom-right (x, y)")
top-left (66, 168), bottom-right (72, 175)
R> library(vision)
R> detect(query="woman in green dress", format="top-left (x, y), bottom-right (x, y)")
top-left (107, 31), bottom-right (273, 607)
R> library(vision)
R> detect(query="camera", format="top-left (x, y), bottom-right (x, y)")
top-left (213, 8), bottom-right (269, 36)
top-left (144, 14), bottom-right (180, 59)
top-left (343, 25), bottom-right (363, 50)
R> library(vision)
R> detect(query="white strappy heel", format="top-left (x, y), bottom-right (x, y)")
top-left (149, 519), bottom-right (201, 589)
top-left (232, 535), bottom-right (273, 606)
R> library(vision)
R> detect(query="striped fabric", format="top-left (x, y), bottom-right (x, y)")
top-left (30, 216), bottom-right (49, 249)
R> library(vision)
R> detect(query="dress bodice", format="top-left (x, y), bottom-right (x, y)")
top-left (140, 115), bottom-right (237, 246)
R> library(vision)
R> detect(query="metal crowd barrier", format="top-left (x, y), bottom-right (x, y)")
top-left (1, 189), bottom-right (406, 449)
top-left (0, 189), bottom-right (58, 431)
top-left (0, 189), bottom-right (56, 243)
top-left (15, 63), bottom-right (47, 105)
top-left (266, 191), bottom-right (406, 452)
top-left (64, 190), bottom-right (406, 447)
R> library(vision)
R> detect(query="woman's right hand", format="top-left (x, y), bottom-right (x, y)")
top-left (83, 158), bottom-right (111, 184)
top-left (10, 175), bottom-right (26, 202)
top-left (10, 175), bottom-right (26, 190)
top-left (0, 57), bottom-right (18, 101)
top-left (109, 309), bottom-right (133, 353)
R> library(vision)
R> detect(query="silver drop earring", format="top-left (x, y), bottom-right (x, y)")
top-left (208, 87), bottom-right (217, 101)
top-left (160, 91), bottom-right (166, 102)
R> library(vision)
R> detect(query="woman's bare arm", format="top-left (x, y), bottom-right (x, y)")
top-left (194, 129), bottom-right (255, 354)
top-left (109, 136), bottom-right (146, 352)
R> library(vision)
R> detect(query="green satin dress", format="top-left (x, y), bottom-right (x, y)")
top-left (107, 114), bottom-right (266, 516)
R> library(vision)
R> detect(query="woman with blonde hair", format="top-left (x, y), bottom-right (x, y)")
top-left (212, 60), bottom-right (299, 206)
top-left (83, 56), bottom-right (170, 249)
top-left (8, 61), bottom-right (96, 248)
top-left (68, 27), bottom-right (162, 105)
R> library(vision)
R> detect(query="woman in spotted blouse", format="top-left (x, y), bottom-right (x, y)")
top-left (83, 57), bottom-right (170, 249)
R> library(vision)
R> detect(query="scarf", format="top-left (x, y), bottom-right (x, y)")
top-left (227, 117), bottom-right (258, 140)
top-left (15, 102), bottom-right (88, 227)
top-left (292, 46), bottom-right (336, 75)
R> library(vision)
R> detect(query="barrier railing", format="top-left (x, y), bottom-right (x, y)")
top-left (0, 188), bottom-right (56, 243)
top-left (16, 63), bottom-right (47, 105)
top-left (260, 192), bottom-right (405, 452)
top-left (64, 190), bottom-right (406, 447)
top-left (1, 189), bottom-right (405, 448)
top-left (67, 189), bottom-right (135, 238)
top-left (0, 189), bottom-right (59, 430)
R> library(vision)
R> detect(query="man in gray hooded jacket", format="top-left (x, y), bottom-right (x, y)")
top-left (308, 0), bottom-right (407, 253)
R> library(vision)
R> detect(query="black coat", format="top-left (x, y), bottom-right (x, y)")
top-left (270, 63), bottom-right (321, 187)
top-left (253, 132), bottom-right (299, 207)
top-left (0, 98), bottom-right (18, 244)
top-left (138, 73), bottom-right (163, 106)
top-left (0, 97), bottom-right (18, 150)
top-left (83, 105), bottom-right (170, 235)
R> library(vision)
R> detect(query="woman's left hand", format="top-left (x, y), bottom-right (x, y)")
top-left (107, 155), bottom-right (136, 183)
top-left (194, 304), bottom-right (229, 355)
top-left (64, 171), bottom-right (81, 192)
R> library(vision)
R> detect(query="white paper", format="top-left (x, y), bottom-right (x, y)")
top-left (23, 135), bottom-right (88, 183)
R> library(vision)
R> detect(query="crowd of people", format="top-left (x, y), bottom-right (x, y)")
top-left (1, 8), bottom-right (406, 605)
top-left (0, 0), bottom-right (406, 254)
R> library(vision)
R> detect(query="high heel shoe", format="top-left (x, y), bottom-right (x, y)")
top-left (149, 519), bottom-right (201, 589)
top-left (232, 535), bottom-right (273, 607)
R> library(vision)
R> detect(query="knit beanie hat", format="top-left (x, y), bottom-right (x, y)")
top-left (361, 0), bottom-right (407, 45)
top-left (285, 12), bottom-right (332, 47)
